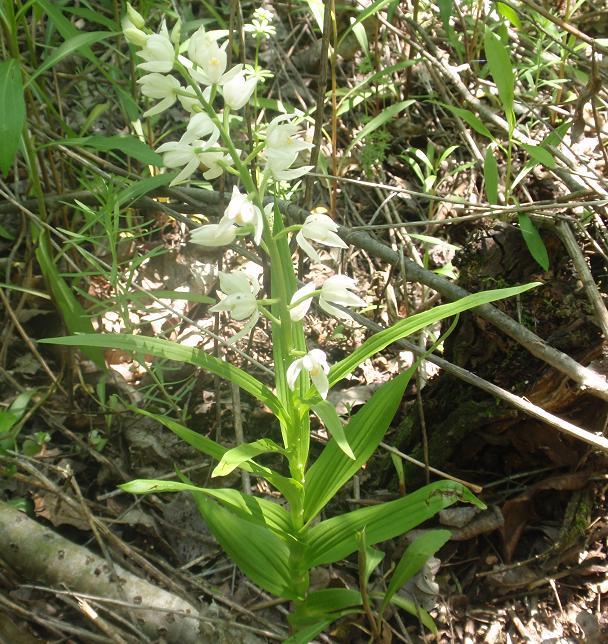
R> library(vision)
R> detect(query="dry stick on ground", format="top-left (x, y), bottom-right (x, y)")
top-left (338, 225), bottom-right (608, 403)
top-left (555, 218), bottom-right (608, 338)
top-left (0, 500), bottom-right (263, 644)
top-left (345, 307), bottom-right (608, 453)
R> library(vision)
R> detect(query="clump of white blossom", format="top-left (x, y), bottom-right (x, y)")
top-left (123, 3), bottom-right (369, 400)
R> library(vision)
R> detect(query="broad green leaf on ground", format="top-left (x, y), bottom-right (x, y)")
top-left (375, 593), bottom-right (437, 633)
top-left (120, 478), bottom-right (293, 536)
top-left (484, 147), bottom-right (499, 204)
top-left (380, 529), bottom-right (451, 614)
top-left (194, 494), bottom-right (300, 599)
top-left (40, 334), bottom-right (286, 420)
top-left (484, 29), bottom-right (515, 127)
top-left (283, 620), bottom-right (335, 644)
top-left (305, 481), bottom-right (483, 568)
top-left (304, 369), bottom-right (414, 522)
top-left (289, 589), bottom-right (362, 628)
top-left (0, 60), bottom-right (25, 176)
top-left (212, 438), bottom-right (285, 478)
top-left (518, 214), bottom-right (550, 271)
top-left (56, 136), bottom-right (162, 166)
top-left (127, 408), bottom-right (302, 506)
top-left (311, 400), bottom-right (355, 460)
top-left (328, 283), bottom-right (540, 387)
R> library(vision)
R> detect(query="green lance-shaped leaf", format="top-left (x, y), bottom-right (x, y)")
top-left (304, 481), bottom-right (483, 568)
top-left (127, 408), bottom-right (302, 507)
top-left (35, 231), bottom-right (105, 368)
top-left (117, 173), bottom-right (177, 207)
top-left (0, 59), bottom-right (26, 176)
top-left (377, 594), bottom-right (437, 633)
top-left (194, 494), bottom-right (302, 599)
top-left (40, 334), bottom-right (287, 420)
top-left (433, 102), bottom-right (493, 140)
top-left (311, 400), bottom-right (355, 460)
top-left (342, 100), bottom-right (415, 164)
top-left (212, 438), bottom-right (285, 477)
top-left (26, 31), bottom-right (116, 86)
top-left (304, 369), bottom-right (414, 522)
top-left (120, 479), bottom-right (293, 537)
top-left (520, 143), bottom-right (556, 169)
top-left (484, 28), bottom-right (515, 128)
top-left (289, 588), bottom-right (363, 628)
top-left (497, 2), bottom-right (522, 28)
top-left (379, 529), bottom-right (451, 615)
top-left (518, 213), bottom-right (549, 271)
top-left (484, 147), bottom-right (499, 205)
top-left (328, 283), bottom-right (540, 388)
top-left (284, 620), bottom-right (336, 644)
top-left (55, 135), bottom-right (162, 166)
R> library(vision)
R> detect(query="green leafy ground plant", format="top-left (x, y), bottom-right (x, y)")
top-left (43, 5), bottom-right (539, 639)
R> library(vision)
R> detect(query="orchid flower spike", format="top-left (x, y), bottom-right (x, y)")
top-left (286, 349), bottom-right (330, 400)
top-left (296, 213), bottom-right (348, 262)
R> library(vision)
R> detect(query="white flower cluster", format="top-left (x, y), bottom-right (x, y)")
top-left (124, 4), bottom-right (368, 401)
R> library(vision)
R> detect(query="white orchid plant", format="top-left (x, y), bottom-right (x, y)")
top-left (49, 6), bottom-right (538, 640)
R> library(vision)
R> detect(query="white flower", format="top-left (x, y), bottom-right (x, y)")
top-left (265, 114), bottom-right (313, 180)
top-left (185, 27), bottom-right (242, 86)
top-left (137, 21), bottom-right (174, 73)
top-left (296, 213), bottom-right (348, 261)
top-left (156, 137), bottom-right (217, 185)
top-left (210, 270), bottom-right (260, 345)
top-left (197, 149), bottom-right (234, 180)
top-left (223, 186), bottom-right (264, 245)
top-left (319, 275), bottom-right (366, 320)
top-left (289, 282), bottom-right (316, 321)
top-left (181, 111), bottom-right (219, 145)
top-left (210, 270), bottom-right (259, 320)
top-left (190, 220), bottom-right (237, 247)
top-left (122, 16), bottom-right (148, 47)
top-left (286, 349), bottom-right (330, 399)
top-left (137, 73), bottom-right (181, 116)
top-left (221, 70), bottom-right (258, 110)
